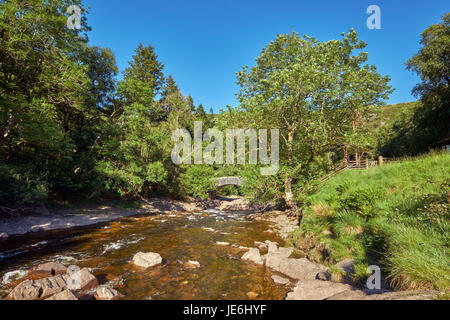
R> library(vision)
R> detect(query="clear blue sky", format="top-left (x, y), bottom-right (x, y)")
top-left (84, 0), bottom-right (449, 112)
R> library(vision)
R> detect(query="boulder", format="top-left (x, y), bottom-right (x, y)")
top-left (326, 289), bottom-right (439, 300)
top-left (0, 232), bottom-right (8, 240)
top-left (131, 252), bottom-right (162, 268)
top-left (286, 280), bottom-right (353, 300)
top-left (185, 260), bottom-right (201, 268)
top-left (276, 247), bottom-right (294, 258)
top-left (334, 258), bottom-right (355, 275)
top-left (278, 258), bottom-right (326, 280)
top-left (9, 274), bottom-right (69, 300)
top-left (267, 241), bottom-right (278, 254)
top-left (46, 289), bottom-right (78, 300)
top-left (265, 253), bottom-right (286, 270)
top-left (271, 275), bottom-right (290, 285)
top-left (66, 267), bottom-right (98, 292)
top-left (241, 248), bottom-right (264, 265)
top-left (29, 262), bottom-right (67, 277)
top-left (94, 285), bottom-right (123, 300)
top-left (254, 241), bottom-right (267, 249)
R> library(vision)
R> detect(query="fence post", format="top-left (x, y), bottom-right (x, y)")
top-left (365, 158), bottom-right (369, 169)
top-left (378, 156), bottom-right (383, 166)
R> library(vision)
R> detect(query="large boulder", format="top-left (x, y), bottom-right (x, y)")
top-left (278, 258), bottom-right (326, 280)
top-left (0, 232), bottom-right (8, 240)
top-left (286, 280), bottom-right (353, 300)
top-left (241, 248), bottom-right (264, 265)
top-left (94, 285), bottom-right (123, 300)
top-left (131, 252), bottom-right (162, 268)
top-left (265, 253), bottom-right (286, 270)
top-left (8, 274), bottom-right (69, 300)
top-left (66, 267), bottom-right (98, 292)
top-left (29, 262), bottom-right (67, 277)
top-left (46, 289), bottom-right (78, 300)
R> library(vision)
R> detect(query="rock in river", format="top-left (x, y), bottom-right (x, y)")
top-left (241, 248), bottom-right (264, 265)
top-left (66, 267), bottom-right (99, 292)
top-left (132, 252), bottom-right (163, 268)
top-left (94, 285), bottom-right (123, 300)
top-left (9, 274), bottom-right (70, 300)
top-left (29, 262), bottom-right (67, 277)
top-left (286, 280), bottom-right (353, 300)
top-left (46, 289), bottom-right (78, 300)
top-left (271, 275), bottom-right (290, 285)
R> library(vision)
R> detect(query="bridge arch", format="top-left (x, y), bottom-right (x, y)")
top-left (209, 176), bottom-right (243, 200)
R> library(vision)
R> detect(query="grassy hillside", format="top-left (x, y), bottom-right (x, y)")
top-left (293, 151), bottom-right (450, 290)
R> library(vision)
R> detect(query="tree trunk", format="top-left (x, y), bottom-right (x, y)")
top-left (0, 114), bottom-right (15, 146)
top-left (284, 128), bottom-right (298, 214)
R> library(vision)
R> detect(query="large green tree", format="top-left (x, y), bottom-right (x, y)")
top-left (407, 13), bottom-right (450, 149)
top-left (96, 44), bottom-right (169, 198)
top-left (235, 30), bottom-right (391, 213)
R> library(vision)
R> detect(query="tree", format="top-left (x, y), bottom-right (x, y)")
top-left (96, 44), bottom-right (168, 198)
top-left (407, 13), bottom-right (450, 149)
top-left (187, 95), bottom-right (196, 113)
top-left (235, 30), bottom-right (392, 213)
top-left (0, 0), bottom-right (91, 148)
top-left (0, 0), bottom-right (118, 200)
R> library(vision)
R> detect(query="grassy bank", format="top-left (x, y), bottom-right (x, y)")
top-left (293, 151), bottom-right (450, 290)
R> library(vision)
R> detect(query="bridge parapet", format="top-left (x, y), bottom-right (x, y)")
top-left (216, 177), bottom-right (243, 188)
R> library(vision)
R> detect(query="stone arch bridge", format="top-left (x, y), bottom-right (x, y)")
top-left (208, 176), bottom-right (243, 200)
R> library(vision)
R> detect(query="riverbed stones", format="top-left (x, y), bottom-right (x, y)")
top-left (46, 289), bottom-right (78, 300)
top-left (131, 252), bottom-right (163, 268)
top-left (241, 248), bottom-right (264, 265)
top-left (278, 258), bottom-right (326, 280)
top-left (271, 275), bottom-right (290, 285)
top-left (246, 291), bottom-right (259, 299)
top-left (66, 267), bottom-right (98, 291)
top-left (8, 274), bottom-right (70, 300)
top-left (94, 285), bottom-right (123, 300)
top-left (286, 280), bottom-right (353, 300)
top-left (29, 262), bottom-right (67, 277)
top-left (185, 260), bottom-right (201, 268)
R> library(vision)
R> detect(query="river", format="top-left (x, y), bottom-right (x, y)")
top-left (0, 209), bottom-right (290, 300)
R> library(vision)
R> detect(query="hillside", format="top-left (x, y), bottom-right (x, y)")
top-left (294, 151), bottom-right (450, 291)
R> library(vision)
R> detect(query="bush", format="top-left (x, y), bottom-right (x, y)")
top-left (338, 187), bottom-right (380, 219)
top-left (178, 165), bottom-right (216, 199)
top-left (0, 164), bottom-right (48, 207)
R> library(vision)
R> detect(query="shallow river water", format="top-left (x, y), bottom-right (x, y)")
top-left (0, 210), bottom-right (290, 300)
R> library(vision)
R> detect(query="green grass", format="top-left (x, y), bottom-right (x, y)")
top-left (295, 151), bottom-right (450, 290)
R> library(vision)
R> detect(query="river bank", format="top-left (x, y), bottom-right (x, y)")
top-left (0, 196), bottom-right (272, 238)
top-left (0, 200), bottom-right (442, 300)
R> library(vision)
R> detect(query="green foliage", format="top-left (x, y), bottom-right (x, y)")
top-left (406, 13), bottom-right (450, 150)
top-left (0, 164), bottom-right (48, 206)
top-left (338, 187), bottom-right (380, 219)
top-left (298, 152), bottom-right (450, 290)
top-left (179, 165), bottom-right (216, 199)
top-left (233, 29), bottom-right (392, 210)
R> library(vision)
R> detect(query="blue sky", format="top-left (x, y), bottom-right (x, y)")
top-left (84, 0), bottom-right (449, 112)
